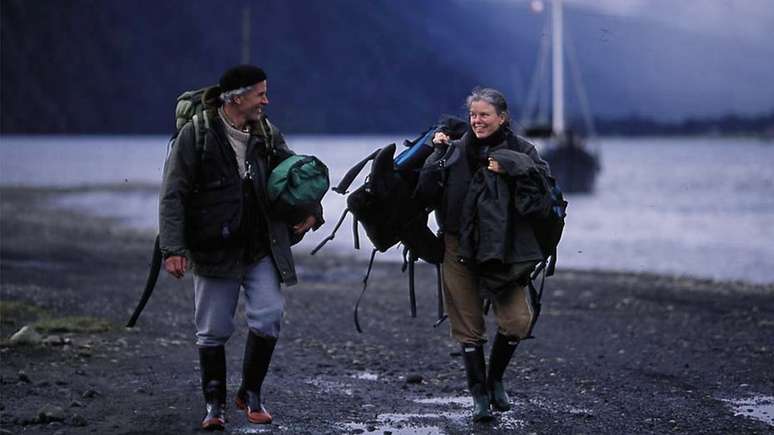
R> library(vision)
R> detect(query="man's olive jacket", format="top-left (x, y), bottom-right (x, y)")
top-left (158, 90), bottom-right (318, 284)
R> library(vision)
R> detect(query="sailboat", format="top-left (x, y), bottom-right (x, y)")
top-left (520, 0), bottom-right (600, 194)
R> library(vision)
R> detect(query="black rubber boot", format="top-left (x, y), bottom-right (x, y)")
top-left (236, 331), bottom-right (277, 424)
top-left (487, 333), bottom-right (519, 411)
top-left (461, 344), bottom-right (493, 422)
top-left (199, 345), bottom-right (227, 431)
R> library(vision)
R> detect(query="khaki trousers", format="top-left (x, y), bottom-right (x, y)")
top-left (442, 235), bottom-right (535, 344)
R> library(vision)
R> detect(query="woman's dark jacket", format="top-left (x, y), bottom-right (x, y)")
top-left (158, 87), bottom-right (321, 284)
top-left (417, 128), bottom-right (551, 266)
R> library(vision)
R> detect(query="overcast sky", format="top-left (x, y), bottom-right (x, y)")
top-left (558, 0), bottom-right (774, 44)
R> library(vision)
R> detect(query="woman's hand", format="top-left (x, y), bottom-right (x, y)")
top-left (432, 131), bottom-right (450, 146)
top-left (487, 158), bottom-right (504, 174)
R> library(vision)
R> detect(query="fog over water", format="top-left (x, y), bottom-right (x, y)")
top-left (2, 135), bottom-right (773, 285)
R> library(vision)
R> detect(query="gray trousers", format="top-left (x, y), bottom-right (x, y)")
top-left (193, 256), bottom-right (283, 347)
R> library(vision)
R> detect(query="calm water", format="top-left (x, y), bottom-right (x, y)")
top-left (2, 135), bottom-right (773, 285)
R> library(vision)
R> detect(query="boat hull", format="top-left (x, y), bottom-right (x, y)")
top-left (542, 143), bottom-right (599, 194)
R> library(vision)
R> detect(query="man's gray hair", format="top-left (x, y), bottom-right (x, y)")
top-left (466, 87), bottom-right (510, 123)
top-left (220, 85), bottom-right (254, 103)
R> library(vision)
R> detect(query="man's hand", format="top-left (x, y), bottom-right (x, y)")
top-left (164, 255), bottom-right (188, 279)
top-left (293, 215), bottom-right (317, 235)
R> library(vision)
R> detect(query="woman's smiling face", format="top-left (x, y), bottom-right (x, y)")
top-left (469, 100), bottom-right (505, 139)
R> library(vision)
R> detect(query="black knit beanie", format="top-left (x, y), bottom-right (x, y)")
top-left (219, 65), bottom-right (267, 92)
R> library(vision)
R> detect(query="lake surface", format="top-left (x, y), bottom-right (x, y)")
top-left (2, 135), bottom-right (773, 285)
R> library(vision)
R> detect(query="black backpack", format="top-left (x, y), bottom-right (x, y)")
top-left (532, 178), bottom-right (567, 277)
top-left (523, 176), bottom-right (567, 338)
top-left (311, 117), bottom-right (474, 333)
top-left (311, 124), bottom-right (464, 332)
top-left (313, 116), bottom-right (468, 262)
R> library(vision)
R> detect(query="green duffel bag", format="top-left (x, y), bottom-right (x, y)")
top-left (267, 155), bottom-right (330, 222)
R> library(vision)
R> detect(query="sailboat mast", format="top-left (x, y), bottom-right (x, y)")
top-left (551, 0), bottom-right (565, 136)
top-left (242, 3), bottom-right (251, 64)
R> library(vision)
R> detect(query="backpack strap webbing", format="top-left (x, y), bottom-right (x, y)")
top-left (408, 257), bottom-right (417, 318)
top-left (129, 111), bottom-right (211, 328)
top-left (524, 260), bottom-right (549, 339)
top-left (259, 117), bottom-right (275, 149)
top-left (310, 208), bottom-right (350, 255)
top-left (435, 264), bottom-right (445, 325)
top-left (353, 248), bottom-right (378, 333)
top-left (126, 235), bottom-right (162, 327)
top-left (401, 247), bottom-right (417, 318)
top-left (546, 251), bottom-right (557, 276)
top-left (352, 218), bottom-right (360, 250)
top-left (332, 148), bottom-right (381, 194)
top-left (191, 111), bottom-right (210, 156)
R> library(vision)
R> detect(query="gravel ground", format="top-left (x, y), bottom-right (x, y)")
top-left (1, 186), bottom-right (773, 435)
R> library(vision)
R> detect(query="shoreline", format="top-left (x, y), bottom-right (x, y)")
top-left (3, 185), bottom-right (773, 289)
top-left (2, 186), bottom-right (773, 433)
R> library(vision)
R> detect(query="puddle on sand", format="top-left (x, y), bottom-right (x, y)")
top-left (723, 395), bottom-right (774, 426)
top-left (340, 395), bottom-right (526, 434)
top-left (378, 411), bottom-right (469, 425)
top-left (352, 371), bottom-right (379, 381)
top-left (230, 425), bottom-right (275, 434)
top-left (411, 396), bottom-right (526, 430)
top-left (343, 409), bottom-right (526, 433)
top-left (305, 377), bottom-right (353, 396)
top-left (344, 421), bottom-right (444, 434)
top-left (413, 396), bottom-right (470, 406)
top-left (343, 412), bottom-right (461, 435)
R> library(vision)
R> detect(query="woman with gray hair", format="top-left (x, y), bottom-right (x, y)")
top-left (420, 87), bottom-right (551, 422)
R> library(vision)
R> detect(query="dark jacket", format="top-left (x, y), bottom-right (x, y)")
top-left (417, 127), bottom-right (551, 293)
top-left (158, 87), bottom-right (320, 284)
top-left (418, 128), bottom-right (549, 235)
top-left (458, 147), bottom-right (551, 265)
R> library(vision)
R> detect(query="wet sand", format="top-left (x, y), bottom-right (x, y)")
top-left (1, 186), bottom-right (773, 434)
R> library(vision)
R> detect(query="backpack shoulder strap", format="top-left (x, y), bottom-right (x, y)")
top-left (165, 110), bottom-right (210, 164)
top-left (191, 110), bottom-right (210, 157)
top-left (332, 148), bottom-right (381, 194)
top-left (257, 116), bottom-right (275, 150)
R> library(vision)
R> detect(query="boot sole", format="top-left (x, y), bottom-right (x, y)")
top-left (490, 395), bottom-right (511, 412)
top-left (201, 418), bottom-right (225, 431)
top-left (473, 414), bottom-right (494, 423)
top-left (235, 395), bottom-right (272, 424)
top-left (246, 412), bottom-right (272, 424)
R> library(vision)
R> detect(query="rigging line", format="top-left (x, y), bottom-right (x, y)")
top-left (520, 11), bottom-right (552, 129)
top-left (564, 23), bottom-right (597, 140)
top-left (538, 38), bottom-right (551, 127)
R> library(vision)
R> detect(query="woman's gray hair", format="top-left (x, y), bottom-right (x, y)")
top-left (466, 87), bottom-right (510, 124)
top-left (220, 85), bottom-right (254, 103)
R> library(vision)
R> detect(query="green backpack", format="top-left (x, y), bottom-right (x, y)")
top-left (267, 155), bottom-right (330, 222)
top-left (172, 87), bottom-right (213, 152)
